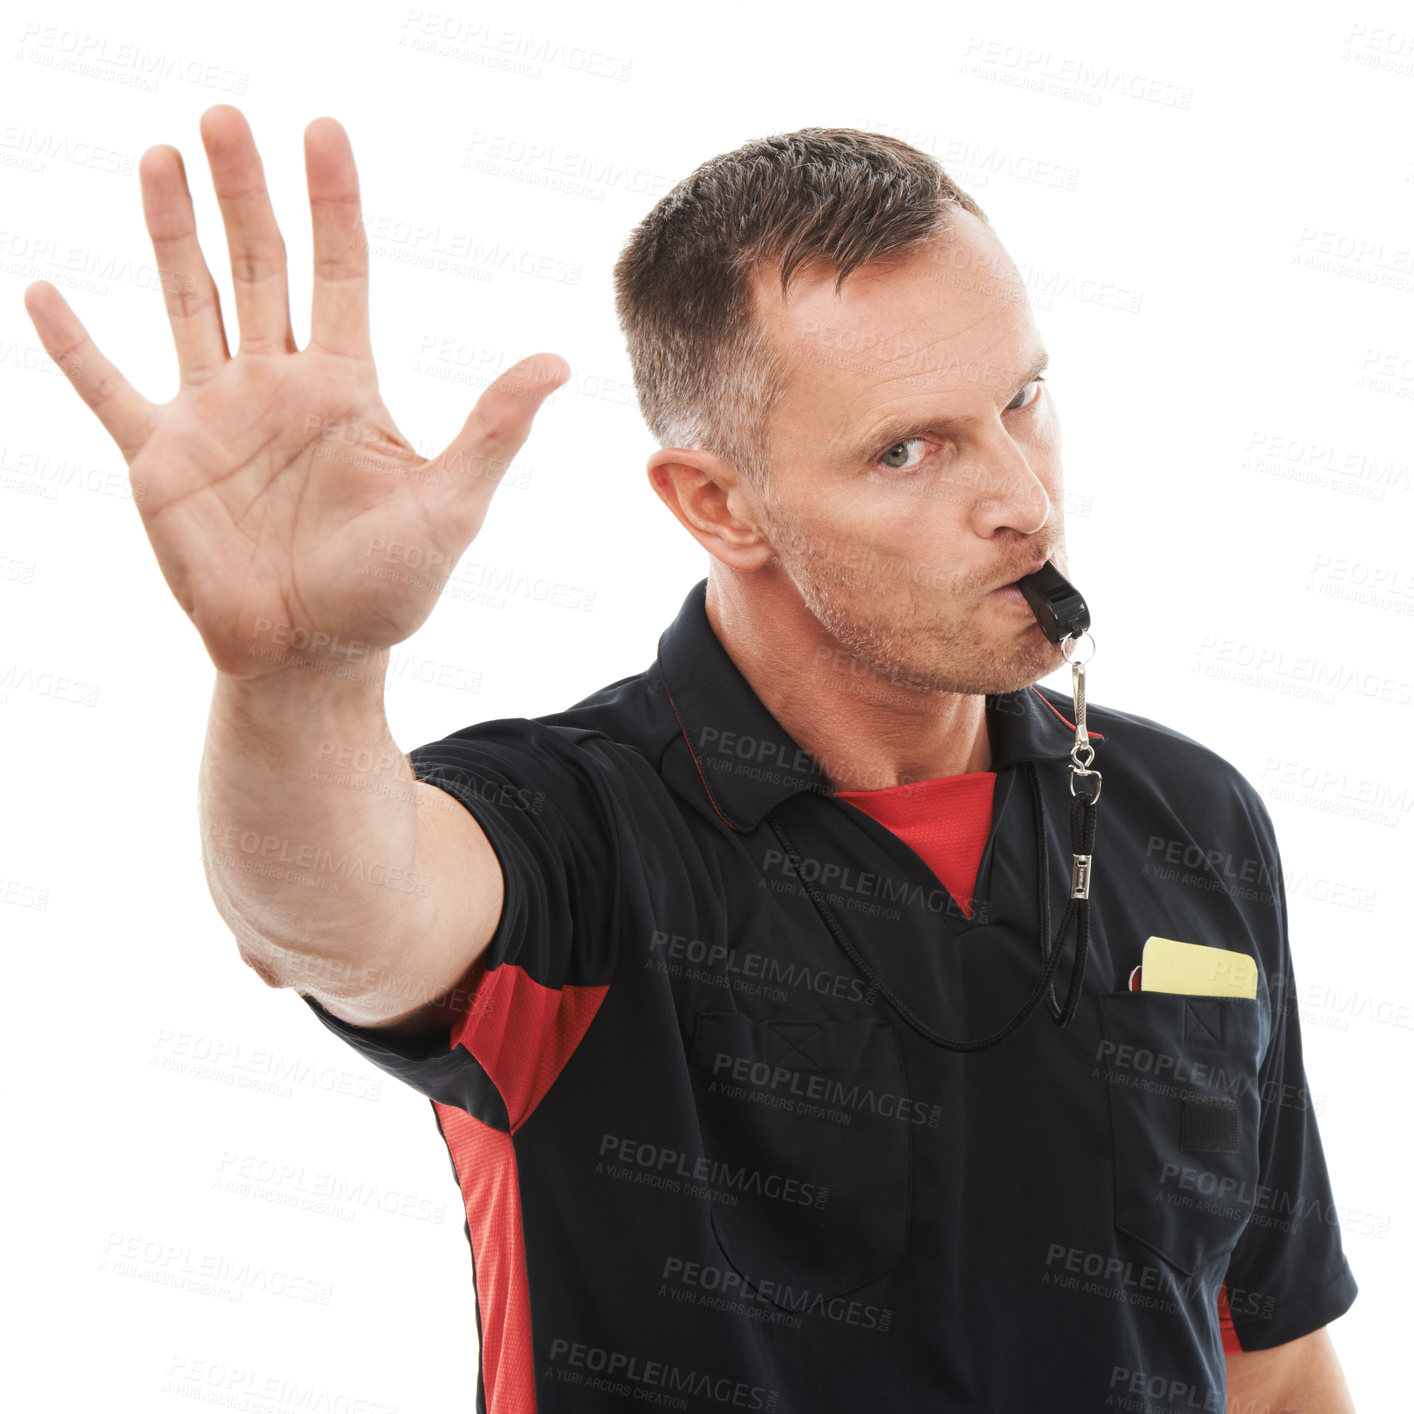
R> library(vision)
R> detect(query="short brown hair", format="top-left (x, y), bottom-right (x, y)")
top-left (612, 127), bottom-right (990, 487)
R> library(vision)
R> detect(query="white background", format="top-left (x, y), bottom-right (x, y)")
top-left (3, 0), bottom-right (1410, 1408)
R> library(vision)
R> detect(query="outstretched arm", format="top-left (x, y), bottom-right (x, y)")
top-left (24, 105), bottom-right (569, 1032)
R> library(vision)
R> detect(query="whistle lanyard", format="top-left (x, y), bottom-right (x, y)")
top-left (763, 633), bottom-right (1101, 1053)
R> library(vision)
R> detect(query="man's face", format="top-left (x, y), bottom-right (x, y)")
top-left (747, 211), bottom-right (1070, 698)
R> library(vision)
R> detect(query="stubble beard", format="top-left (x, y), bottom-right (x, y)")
top-left (760, 495), bottom-right (1068, 700)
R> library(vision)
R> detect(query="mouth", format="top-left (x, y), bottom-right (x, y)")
top-left (990, 551), bottom-right (1052, 595)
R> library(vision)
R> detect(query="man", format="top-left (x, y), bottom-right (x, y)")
top-left (26, 107), bottom-right (1357, 1412)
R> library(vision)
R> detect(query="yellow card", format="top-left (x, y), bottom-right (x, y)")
top-left (1140, 936), bottom-right (1258, 999)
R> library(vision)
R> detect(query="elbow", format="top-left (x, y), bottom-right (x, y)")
top-left (238, 946), bottom-right (288, 990)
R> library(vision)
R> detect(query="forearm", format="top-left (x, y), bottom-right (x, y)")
top-left (1226, 1381), bottom-right (1355, 1414)
top-left (198, 655), bottom-right (436, 999)
top-left (1225, 1328), bottom-right (1355, 1413)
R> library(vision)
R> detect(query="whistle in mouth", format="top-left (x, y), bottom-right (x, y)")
top-left (1016, 560), bottom-right (1090, 644)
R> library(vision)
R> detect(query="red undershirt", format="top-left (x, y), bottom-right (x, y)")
top-left (834, 770), bottom-right (1243, 1355)
top-left (836, 771), bottom-right (997, 922)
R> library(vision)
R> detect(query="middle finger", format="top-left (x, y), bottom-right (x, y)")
top-left (199, 105), bottom-right (296, 355)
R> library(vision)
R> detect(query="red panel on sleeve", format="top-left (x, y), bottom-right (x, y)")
top-left (451, 963), bottom-right (609, 1132)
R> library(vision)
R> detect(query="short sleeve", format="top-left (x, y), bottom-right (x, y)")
top-left (299, 716), bottom-right (629, 1127)
top-left (1219, 818), bottom-right (1358, 1349)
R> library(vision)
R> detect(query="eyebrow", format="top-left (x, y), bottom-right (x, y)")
top-left (839, 350), bottom-right (1051, 464)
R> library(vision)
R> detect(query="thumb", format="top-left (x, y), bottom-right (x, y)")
top-left (432, 351), bottom-right (571, 503)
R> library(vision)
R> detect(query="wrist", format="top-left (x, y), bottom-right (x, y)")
top-left (211, 649), bottom-right (392, 734)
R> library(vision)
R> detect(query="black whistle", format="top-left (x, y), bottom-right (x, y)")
top-left (1016, 560), bottom-right (1090, 644)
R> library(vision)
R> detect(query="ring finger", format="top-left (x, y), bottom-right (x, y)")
top-left (139, 144), bottom-right (230, 383)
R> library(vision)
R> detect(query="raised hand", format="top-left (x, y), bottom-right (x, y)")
top-left (23, 105), bottom-right (568, 681)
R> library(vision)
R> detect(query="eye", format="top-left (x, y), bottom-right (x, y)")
top-left (878, 437), bottom-right (928, 472)
top-left (873, 377), bottom-right (1046, 473)
top-left (1006, 375), bottom-right (1046, 412)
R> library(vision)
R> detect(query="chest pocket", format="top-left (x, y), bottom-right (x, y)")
top-left (688, 1012), bottom-right (912, 1308)
top-left (1097, 990), bottom-right (1264, 1275)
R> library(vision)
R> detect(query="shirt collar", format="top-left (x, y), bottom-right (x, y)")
top-left (655, 576), bottom-right (1102, 833)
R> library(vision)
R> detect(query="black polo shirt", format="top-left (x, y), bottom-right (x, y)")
top-left (301, 575), bottom-right (1357, 1414)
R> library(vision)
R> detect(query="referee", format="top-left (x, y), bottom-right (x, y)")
top-left (26, 107), bottom-right (1357, 1413)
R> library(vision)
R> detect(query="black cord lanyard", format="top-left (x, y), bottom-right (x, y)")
top-left (763, 635), bottom-right (1101, 1053)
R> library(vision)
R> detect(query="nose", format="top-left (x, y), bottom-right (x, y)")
top-left (964, 435), bottom-right (1052, 538)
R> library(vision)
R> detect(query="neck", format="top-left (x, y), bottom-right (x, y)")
top-left (704, 570), bottom-right (994, 794)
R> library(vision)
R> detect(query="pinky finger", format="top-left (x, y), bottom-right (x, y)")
top-left (22, 281), bottom-right (157, 463)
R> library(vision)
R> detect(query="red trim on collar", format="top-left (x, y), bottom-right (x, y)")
top-left (664, 687), bottom-right (742, 832)
top-left (1030, 684), bottom-right (1106, 740)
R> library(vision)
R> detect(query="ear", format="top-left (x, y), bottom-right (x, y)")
top-left (646, 447), bottom-right (777, 571)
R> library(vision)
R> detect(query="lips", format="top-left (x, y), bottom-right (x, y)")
top-left (993, 552), bottom-right (1050, 593)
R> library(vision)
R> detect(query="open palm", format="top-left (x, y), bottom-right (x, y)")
top-left (23, 105), bottom-right (568, 681)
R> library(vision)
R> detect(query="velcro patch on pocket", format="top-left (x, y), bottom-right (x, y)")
top-left (1183, 999), bottom-right (1225, 1046)
top-left (1181, 1095), bottom-right (1240, 1153)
